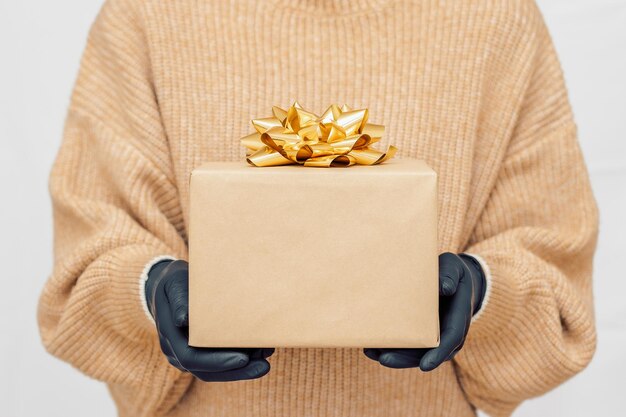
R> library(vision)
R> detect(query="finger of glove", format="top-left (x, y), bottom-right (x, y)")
top-left (158, 331), bottom-right (177, 358)
top-left (165, 352), bottom-right (185, 371)
top-left (439, 252), bottom-right (464, 296)
top-left (420, 277), bottom-right (473, 372)
top-left (192, 359), bottom-right (271, 382)
top-left (224, 348), bottom-right (275, 360)
top-left (378, 349), bottom-right (428, 369)
top-left (446, 346), bottom-right (462, 362)
top-left (158, 337), bottom-right (188, 371)
top-left (155, 293), bottom-right (250, 372)
top-left (225, 348), bottom-right (272, 360)
top-left (363, 348), bottom-right (382, 361)
top-left (163, 273), bottom-right (190, 327)
top-left (248, 348), bottom-right (275, 359)
top-left (180, 348), bottom-right (252, 373)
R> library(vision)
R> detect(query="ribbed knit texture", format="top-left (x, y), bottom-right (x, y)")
top-left (37, 1), bottom-right (599, 416)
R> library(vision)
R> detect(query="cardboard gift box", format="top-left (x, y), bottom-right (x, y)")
top-left (188, 158), bottom-right (439, 348)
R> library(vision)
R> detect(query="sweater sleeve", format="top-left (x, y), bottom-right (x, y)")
top-left (453, 8), bottom-right (599, 417)
top-left (37, 1), bottom-right (193, 415)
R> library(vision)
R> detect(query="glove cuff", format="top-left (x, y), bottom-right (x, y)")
top-left (140, 255), bottom-right (177, 324)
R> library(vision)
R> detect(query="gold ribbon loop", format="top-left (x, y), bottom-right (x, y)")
top-left (241, 102), bottom-right (397, 167)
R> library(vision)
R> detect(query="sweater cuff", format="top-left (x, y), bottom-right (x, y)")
top-left (139, 255), bottom-right (178, 325)
top-left (74, 245), bottom-right (181, 340)
top-left (462, 252), bottom-right (521, 339)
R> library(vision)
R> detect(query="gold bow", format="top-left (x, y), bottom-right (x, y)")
top-left (240, 102), bottom-right (397, 167)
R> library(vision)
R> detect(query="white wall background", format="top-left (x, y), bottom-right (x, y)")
top-left (1, 1), bottom-right (624, 416)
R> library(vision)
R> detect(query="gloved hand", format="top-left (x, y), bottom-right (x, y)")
top-left (145, 259), bottom-right (275, 381)
top-left (363, 252), bottom-right (486, 371)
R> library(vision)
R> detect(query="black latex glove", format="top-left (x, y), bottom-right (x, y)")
top-left (363, 252), bottom-right (486, 372)
top-left (145, 259), bottom-right (275, 381)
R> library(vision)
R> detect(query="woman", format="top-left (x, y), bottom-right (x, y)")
top-left (38, 0), bottom-right (599, 416)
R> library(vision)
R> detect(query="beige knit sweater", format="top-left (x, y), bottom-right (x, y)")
top-left (37, 0), bottom-right (599, 416)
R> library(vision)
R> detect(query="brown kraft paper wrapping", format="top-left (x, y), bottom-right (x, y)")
top-left (188, 158), bottom-right (439, 348)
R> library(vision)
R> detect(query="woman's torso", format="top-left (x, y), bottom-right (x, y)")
top-left (141, 0), bottom-right (533, 415)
